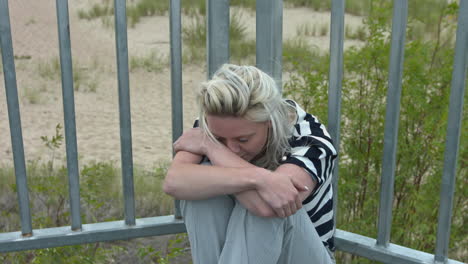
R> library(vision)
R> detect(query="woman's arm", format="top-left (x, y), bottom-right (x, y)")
top-left (163, 150), bottom-right (266, 200)
top-left (205, 142), bottom-right (315, 218)
top-left (167, 128), bottom-right (314, 217)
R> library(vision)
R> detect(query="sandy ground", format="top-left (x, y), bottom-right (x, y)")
top-left (0, 0), bottom-right (363, 169)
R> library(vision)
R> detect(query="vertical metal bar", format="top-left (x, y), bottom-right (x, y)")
top-left (206, 0), bottom-right (229, 79)
top-left (114, 0), bottom-right (136, 225)
top-left (434, 0), bottom-right (468, 262)
top-left (56, 0), bottom-right (82, 231)
top-left (206, 0), bottom-right (230, 78)
top-left (170, 0), bottom-right (183, 219)
top-left (256, 0), bottom-right (283, 91)
top-left (376, 0), bottom-right (408, 247)
top-left (0, 0), bottom-right (33, 236)
top-left (328, 0), bottom-right (345, 223)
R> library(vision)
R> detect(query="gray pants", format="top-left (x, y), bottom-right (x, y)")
top-left (180, 195), bottom-right (335, 264)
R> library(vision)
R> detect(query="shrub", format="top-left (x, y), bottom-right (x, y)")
top-left (284, 2), bottom-right (465, 262)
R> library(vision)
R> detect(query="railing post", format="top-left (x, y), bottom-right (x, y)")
top-left (376, 0), bottom-right (408, 247)
top-left (256, 0), bottom-right (283, 91)
top-left (434, 0), bottom-right (468, 262)
top-left (170, 0), bottom-right (183, 219)
top-left (328, 0), bottom-right (345, 223)
top-left (114, 0), bottom-right (136, 226)
top-left (56, 0), bottom-right (82, 231)
top-left (206, 0), bottom-right (230, 78)
top-left (0, 0), bottom-right (33, 236)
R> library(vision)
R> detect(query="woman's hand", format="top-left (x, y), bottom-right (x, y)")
top-left (254, 168), bottom-right (309, 218)
top-left (173, 128), bottom-right (214, 155)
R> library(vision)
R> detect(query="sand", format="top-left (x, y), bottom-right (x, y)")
top-left (0, 0), bottom-right (363, 169)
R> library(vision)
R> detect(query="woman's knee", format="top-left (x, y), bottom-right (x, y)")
top-left (181, 195), bottom-right (235, 221)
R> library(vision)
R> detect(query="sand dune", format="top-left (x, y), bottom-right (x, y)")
top-left (0, 0), bottom-right (363, 169)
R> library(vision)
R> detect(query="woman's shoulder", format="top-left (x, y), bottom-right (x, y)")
top-left (284, 99), bottom-right (321, 126)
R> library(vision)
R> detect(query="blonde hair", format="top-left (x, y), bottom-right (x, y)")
top-left (198, 64), bottom-right (296, 170)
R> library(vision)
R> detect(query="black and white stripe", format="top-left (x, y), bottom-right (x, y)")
top-left (281, 100), bottom-right (338, 251)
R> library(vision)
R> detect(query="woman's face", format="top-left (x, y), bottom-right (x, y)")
top-left (206, 114), bottom-right (269, 162)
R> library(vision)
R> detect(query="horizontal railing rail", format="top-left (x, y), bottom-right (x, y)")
top-left (1, 0), bottom-right (465, 263)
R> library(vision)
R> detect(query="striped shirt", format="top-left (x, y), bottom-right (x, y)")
top-left (280, 100), bottom-right (338, 251)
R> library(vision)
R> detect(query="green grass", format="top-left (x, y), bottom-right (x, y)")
top-left (76, 0), bottom-right (453, 42)
top-left (0, 160), bottom-right (174, 231)
top-left (283, 37), bottom-right (321, 71)
top-left (78, 3), bottom-right (113, 20)
top-left (182, 10), bottom-right (255, 65)
top-left (181, 15), bottom-right (206, 64)
top-left (231, 0), bottom-right (256, 10)
top-left (25, 17), bottom-right (36, 26)
top-left (14, 54), bottom-right (32, 60)
top-left (295, 22), bottom-right (328, 38)
top-left (0, 158), bottom-right (182, 262)
top-left (127, 0), bottom-right (168, 27)
top-left (296, 23), bottom-right (316, 37)
top-left (36, 57), bottom-right (100, 93)
top-left (73, 64), bottom-right (86, 91)
top-left (128, 0), bottom-right (207, 25)
top-left (230, 11), bottom-right (256, 64)
top-left (231, 39), bottom-right (256, 65)
top-left (318, 23), bottom-right (328, 36)
top-left (130, 51), bottom-right (167, 73)
top-left (78, 0), bottom-right (207, 28)
top-left (23, 86), bottom-right (41, 104)
top-left (345, 0), bottom-right (371, 16)
top-left (37, 57), bottom-right (61, 80)
top-left (285, 0), bottom-right (331, 11)
top-left (345, 24), bottom-right (367, 41)
top-left (182, 14), bottom-right (206, 48)
top-left (0, 124), bottom-right (180, 261)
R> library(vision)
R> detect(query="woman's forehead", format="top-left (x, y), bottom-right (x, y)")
top-left (206, 115), bottom-right (264, 137)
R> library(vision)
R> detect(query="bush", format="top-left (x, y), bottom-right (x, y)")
top-left (284, 2), bottom-right (465, 263)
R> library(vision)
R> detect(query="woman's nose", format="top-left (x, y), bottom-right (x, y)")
top-left (226, 140), bottom-right (240, 153)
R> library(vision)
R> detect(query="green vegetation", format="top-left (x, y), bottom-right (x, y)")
top-left (181, 10), bottom-right (257, 65)
top-left (229, 11), bottom-right (256, 65)
top-left (76, 0), bottom-right (453, 41)
top-left (127, 0), bottom-right (169, 27)
top-left (36, 57), bottom-right (100, 93)
top-left (14, 55), bottom-right (32, 60)
top-left (2, 0), bottom-right (465, 263)
top-left (296, 23), bottom-right (316, 37)
top-left (285, 2), bottom-right (466, 263)
top-left (283, 37), bottom-right (321, 71)
top-left (0, 125), bottom-right (184, 263)
top-left (37, 57), bottom-right (61, 80)
top-left (318, 23), bottom-right (328, 36)
top-left (78, 2), bottom-right (113, 20)
top-left (296, 22), bottom-right (329, 38)
top-left (23, 86), bottom-right (41, 104)
top-left (345, 24), bottom-right (367, 41)
top-left (78, 0), bottom-right (206, 28)
top-left (25, 18), bottom-right (36, 26)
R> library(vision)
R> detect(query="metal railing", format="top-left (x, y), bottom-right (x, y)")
top-left (0, 0), bottom-right (466, 263)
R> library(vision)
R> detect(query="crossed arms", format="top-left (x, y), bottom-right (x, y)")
top-left (163, 128), bottom-right (315, 218)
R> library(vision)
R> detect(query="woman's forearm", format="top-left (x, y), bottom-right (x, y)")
top-left (164, 161), bottom-right (262, 200)
top-left (205, 142), bottom-right (255, 168)
top-left (205, 144), bottom-right (279, 217)
top-left (206, 143), bottom-right (313, 218)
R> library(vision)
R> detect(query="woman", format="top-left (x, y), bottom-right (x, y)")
top-left (164, 64), bottom-right (337, 264)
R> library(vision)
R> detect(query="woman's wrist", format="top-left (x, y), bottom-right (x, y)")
top-left (250, 167), bottom-right (270, 190)
top-left (203, 138), bottom-right (221, 158)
